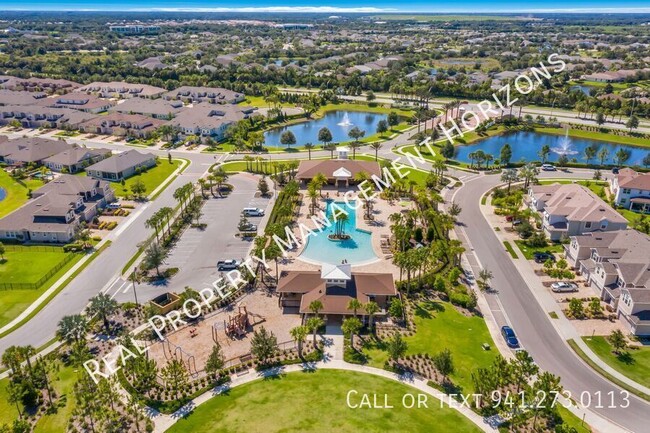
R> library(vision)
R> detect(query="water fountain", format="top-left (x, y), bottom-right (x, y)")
top-left (337, 112), bottom-right (353, 127)
top-left (551, 129), bottom-right (578, 156)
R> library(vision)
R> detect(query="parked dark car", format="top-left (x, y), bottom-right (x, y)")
top-left (501, 326), bottom-right (520, 348)
top-left (534, 252), bottom-right (556, 263)
top-left (217, 259), bottom-right (240, 271)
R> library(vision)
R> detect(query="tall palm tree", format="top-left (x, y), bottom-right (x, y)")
top-left (304, 142), bottom-right (315, 160)
top-left (290, 325), bottom-right (308, 358)
top-left (347, 299), bottom-right (363, 317)
top-left (364, 302), bottom-right (380, 330)
top-left (307, 183), bottom-right (319, 215)
top-left (145, 214), bottom-right (161, 243)
top-left (87, 294), bottom-right (118, 334)
top-left (309, 300), bottom-right (323, 317)
top-left (369, 142), bottom-right (383, 161)
top-left (312, 172), bottom-right (328, 196)
top-left (306, 316), bottom-right (324, 346)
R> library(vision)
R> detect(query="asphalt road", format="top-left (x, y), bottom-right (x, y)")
top-left (453, 171), bottom-right (650, 433)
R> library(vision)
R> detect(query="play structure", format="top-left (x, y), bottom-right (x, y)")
top-left (225, 305), bottom-right (250, 338)
top-left (162, 337), bottom-right (198, 378)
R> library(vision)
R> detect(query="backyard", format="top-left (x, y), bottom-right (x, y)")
top-left (513, 240), bottom-right (566, 260)
top-left (583, 336), bottom-right (650, 388)
top-left (32, 360), bottom-right (78, 433)
top-left (0, 169), bottom-right (42, 218)
top-left (361, 301), bottom-right (499, 393)
top-left (166, 369), bottom-right (482, 433)
top-left (0, 246), bottom-right (84, 328)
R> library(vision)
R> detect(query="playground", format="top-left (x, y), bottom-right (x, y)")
top-left (147, 289), bottom-right (301, 374)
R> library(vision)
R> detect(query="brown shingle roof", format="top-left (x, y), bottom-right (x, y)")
top-left (296, 159), bottom-right (382, 180)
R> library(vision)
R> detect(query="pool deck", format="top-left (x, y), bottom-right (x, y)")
top-left (279, 185), bottom-right (403, 278)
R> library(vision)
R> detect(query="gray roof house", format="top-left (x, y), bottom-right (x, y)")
top-left (109, 98), bottom-right (185, 119)
top-left (166, 103), bottom-right (255, 140)
top-left (85, 149), bottom-right (157, 181)
top-left (527, 183), bottom-right (628, 241)
top-left (0, 137), bottom-right (76, 165)
top-left (75, 82), bottom-right (166, 99)
top-left (42, 147), bottom-right (113, 173)
top-left (0, 175), bottom-right (114, 243)
top-left (162, 86), bottom-right (245, 104)
top-left (0, 104), bottom-right (97, 129)
top-left (564, 229), bottom-right (650, 335)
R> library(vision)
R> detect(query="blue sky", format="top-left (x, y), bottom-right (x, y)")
top-left (1, 1), bottom-right (649, 13)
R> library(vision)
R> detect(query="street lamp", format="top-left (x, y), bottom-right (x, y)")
top-left (132, 266), bottom-right (139, 307)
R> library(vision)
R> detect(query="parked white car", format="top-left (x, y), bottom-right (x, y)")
top-left (551, 281), bottom-right (578, 293)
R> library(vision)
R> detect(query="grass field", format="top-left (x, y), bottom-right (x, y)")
top-left (513, 240), bottom-right (566, 260)
top-left (536, 127), bottom-right (650, 148)
top-left (33, 361), bottom-right (78, 433)
top-left (167, 369), bottom-right (482, 433)
top-left (0, 247), bottom-right (84, 328)
top-left (583, 336), bottom-right (650, 388)
top-left (0, 377), bottom-right (20, 425)
top-left (362, 301), bottom-right (498, 393)
top-left (0, 169), bottom-right (42, 218)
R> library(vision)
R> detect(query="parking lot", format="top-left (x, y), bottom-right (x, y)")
top-left (133, 173), bottom-right (273, 302)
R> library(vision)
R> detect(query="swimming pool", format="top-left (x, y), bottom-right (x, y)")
top-left (298, 200), bottom-right (379, 266)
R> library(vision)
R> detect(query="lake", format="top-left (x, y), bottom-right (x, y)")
top-left (453, 131), bottom-right (649, 165)
top-left (264, 110), bottom-right (387, 148)
top-left (570, 85), bottom-right (594, 96)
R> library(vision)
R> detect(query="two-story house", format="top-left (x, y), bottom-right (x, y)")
top-left (0, 175), bottom-right (114, 243)
top-left (528, 183), bottom-right (627, 241)
top-left (609, 168), bottom-right (650, 214)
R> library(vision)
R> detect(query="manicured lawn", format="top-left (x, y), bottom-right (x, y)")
top-left (34, 361), bottom-right (78, 433)
top-left (583, 336), bottom-right (650, 388)
top-left (362, 301), bottom-right (498, 393)
top-left (0, 169), bottom-right (42, 218)
top-left (556, 405), bottom-right (592, 433)
top-left (0, 247), bottom-right (85, 328)
top-left (513, 240), bottom-right (566, 260)
top-left (536, 127), bottom-right (650, 148)
top-left (167, 369), bottom-right (482, 433)
top-left (80, 159), bottom-right (181, 198)
top-left (0, 377), bottom-right (20, 425)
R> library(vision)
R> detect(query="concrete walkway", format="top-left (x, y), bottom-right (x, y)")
top-left (151, 340), bottom-right (498, 433)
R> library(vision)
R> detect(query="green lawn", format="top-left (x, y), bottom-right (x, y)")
top-left (536, 127), bottom-right (650, 148)
top-left (34, 361), bottom-right (78, 433)
top-left (0, 170), bottom-right (42, 218)
top-left (556, 405), bottom-right (592, 433)
top-left (81, 159), bottom-right (181, 198)
top-left (0, 247), bottom-right (84, 328)
top-left (513, 240), bottom-right (566, 260)
top-left (0, 377), bottom-right (20, 425)
top-left (362, 301), bottom-right (498, 393)
top-left (167, 369), bottom-right (481, 433)
top-left (583, 336), bottom-right (650, 388)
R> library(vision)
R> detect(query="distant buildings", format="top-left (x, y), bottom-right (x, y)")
top-left (0, 76), bottom-right (81, 94)
top-left (78, 113), bottom-right (165, 138)
top-left (166, 103), bottom-right (255, 140)
top-left (75, 82), bottom-right (166, 99)
top-left (162, 86), bottom-right (245, 105)
top-left (109, 25), bottom-right (160, 34)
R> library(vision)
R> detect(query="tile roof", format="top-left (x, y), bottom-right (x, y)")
top-left (86, 149), bottom-right (155, 173)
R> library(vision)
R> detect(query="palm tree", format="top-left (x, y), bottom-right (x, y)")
top-left (145, 214), bottom-right (161, 243)
top-left (88, 294), bottom-right (118, 334)
top-left (307, 183), bottom-right (319, 215)
top-left (501, 169), bottom-right (520, 194)
top-left (56, 314), bottom-right (89, 343)
top-left (312, 172), bottom-right (328, 196)
top-left (304, 142), bottom-right (315, 160)
top-left (478, 267), bottom-right (493, 291)
top-left (364, 301), bottom-right (380, 330)
top-left (341, 317), bottom-right (362, 347)
top-left (349, 141), bottom-right (362, 160)
top-left (369, 142), bottom-right (383, 161)
top-left (309, 300), bottom-right (323, 317)
top-left (347, 299), bottom-right (363, 317)
top-left (306, 316), bottom-right (324, 346)
top-left (290, 325), bottom-right (308, 358)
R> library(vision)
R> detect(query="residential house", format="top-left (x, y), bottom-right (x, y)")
top-left (85, 149), bottom-right (157, 181)
top-left (75, 82), bottom-right (166, 99)
top-left (78, 113), bottom-right (165, 138)
top-left (41, 94), bottom-right (115, 114)
top-left (563, 230), bottom-right (650, 335)
top-left (0, 89), bottom-right (47, 106)
top-left (609, 168), bottom-right (650, 213)
top-left (0, 76), bottom-right (80, 93)
top-left (42, 147), bottom-right (112, 173)
top-left (0, 175), bottom-right (114, 243)
top-left (0, 137), bottom-right (76, 166)
top-left (166, 103), bottom-right (255, 140)
top-left (0, 104), bottom-right (96, 129)
top-left (527, 183), bottom-right (628, 241)
top-left (109, 98), bottom-right (185, 120)
top-left (162, 86), bottom-right (245, 104)
top-left (277, 263), bottom-right (397, 320)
